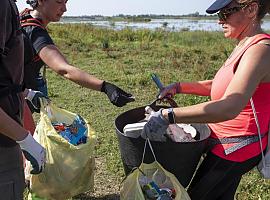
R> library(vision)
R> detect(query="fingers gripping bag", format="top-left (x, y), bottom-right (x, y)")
top-left (26, 99), bottom-right (96, 200)
top-left (120, 138), bottom-right (191, 200)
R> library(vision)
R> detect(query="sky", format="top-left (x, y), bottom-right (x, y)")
top-left (16, 0), bottom-right (215, 16)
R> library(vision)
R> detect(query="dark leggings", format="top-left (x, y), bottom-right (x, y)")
top-left (187, 152), bottom-right (262, 200)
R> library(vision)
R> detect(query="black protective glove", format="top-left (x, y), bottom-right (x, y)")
top-left (25, 89), bottom-right (47, 113)
top-left (101, 81), bottom-right (135, 107)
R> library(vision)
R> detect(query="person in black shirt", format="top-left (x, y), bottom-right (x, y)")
top-left (22, 0), bottom-right (135, 109)
top-left (0, 0), bottom-right (46, 199)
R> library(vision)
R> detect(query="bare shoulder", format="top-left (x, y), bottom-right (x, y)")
top-left (243, 40), bottom-right (270, 61)
top-left (241, 41), bottom-right (270, 82)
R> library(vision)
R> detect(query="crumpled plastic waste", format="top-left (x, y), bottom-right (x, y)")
top-left (52, 115), bottom-right (87, 145)
top-left (138, 169), bottom-right (176, 200)
top-left (123, 105), bottom-right (197, 142)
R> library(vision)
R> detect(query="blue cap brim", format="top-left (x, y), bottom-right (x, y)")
top-left (206, 0), bottom-right (233, 14)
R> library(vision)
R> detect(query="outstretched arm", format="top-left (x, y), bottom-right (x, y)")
top-left (179, 80), bottom-right (213, 96)
top-left (158, 80), bottom-right (213, 99)
top-left (143, 42), bottom-right (270, 138)
top-left (38, 44), bottom-right (134, 107)
top-left (39, 44), bottom-right (103, 91)
top-left (163, 43), bottom-right (270, 124)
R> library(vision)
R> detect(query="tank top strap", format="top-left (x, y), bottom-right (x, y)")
top-left (226, 34), bottom-right (270, 70)
top-left (239, 34), bottom-right (270, 56)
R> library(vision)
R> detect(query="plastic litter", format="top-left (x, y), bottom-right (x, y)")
top-left (123, 106), bottom-right (196, 142)
top-left (52, 115), bottom-right (88, 145)
top-left (123, 121), bottom-right (147, 138)
top-left (122, 106), bottom-right (152, 138)
top-left (139, 174), bottom-right (175, 200)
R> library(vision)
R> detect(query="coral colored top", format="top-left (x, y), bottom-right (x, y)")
top-left (208, 34), bottom-right (270, 162)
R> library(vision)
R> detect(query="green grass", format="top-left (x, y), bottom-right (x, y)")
top-left (28, 24), bottom-right (270, 199)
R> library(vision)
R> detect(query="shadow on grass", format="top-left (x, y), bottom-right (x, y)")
top-left (73, 194), bottom-right (120, 200)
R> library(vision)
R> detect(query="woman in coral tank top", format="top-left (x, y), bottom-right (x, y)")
top-left (143, 0), bottom-right (270, 199)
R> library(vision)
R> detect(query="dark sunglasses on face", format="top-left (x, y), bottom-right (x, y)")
top-left (217, 3), bottom-right (248, 21)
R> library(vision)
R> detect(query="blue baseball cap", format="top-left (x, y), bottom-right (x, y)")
top-left (206, 0), bottom-right (233, 14)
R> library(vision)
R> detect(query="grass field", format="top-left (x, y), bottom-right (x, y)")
top-left (26, 24), bottom-right (270, 199)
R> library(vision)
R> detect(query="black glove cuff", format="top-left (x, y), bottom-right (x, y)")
top-left (101, 81), bottom-right (107, 93)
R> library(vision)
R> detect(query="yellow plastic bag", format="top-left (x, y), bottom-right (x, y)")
top-left (26, 100), bottom-right (96, 200)
top-left (120, 139), bottom-right (191, 200)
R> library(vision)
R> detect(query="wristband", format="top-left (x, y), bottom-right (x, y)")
top-left (168, 108), bottom-right (175, 124)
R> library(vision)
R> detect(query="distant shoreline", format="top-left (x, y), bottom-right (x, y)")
top-left (58, 17), bottom-right (270, 32)
top-left (61, 14), bottom-right (270, 22)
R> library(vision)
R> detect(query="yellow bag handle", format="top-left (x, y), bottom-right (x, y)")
top-left (141, 138), bottom-right (157, 164)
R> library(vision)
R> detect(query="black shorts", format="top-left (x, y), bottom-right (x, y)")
top-left (0, 144), bottom-right (25, 200)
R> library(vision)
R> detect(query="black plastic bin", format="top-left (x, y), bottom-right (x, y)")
top-left (115, 105), bottom-right (210, 188)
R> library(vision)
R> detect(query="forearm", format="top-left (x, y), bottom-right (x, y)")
top-left (0, 108), bottom-right (28, 141)
top-left (180, 80), bottom-right (212, 96)
top-left (162, 98), bottom-right (239, 124)
top-left (61, 64), bottom-right (104, 91)
top-left (39, 45), bottom-right (104, 91)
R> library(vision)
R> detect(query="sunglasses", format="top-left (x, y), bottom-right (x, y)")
top-left (217, 3), bottom-right (248, 21)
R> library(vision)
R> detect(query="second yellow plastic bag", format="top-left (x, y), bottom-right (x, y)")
top-left (120, 139), bottom-right (191, 200)
top-left (26, 100), bottom-right (96, 200)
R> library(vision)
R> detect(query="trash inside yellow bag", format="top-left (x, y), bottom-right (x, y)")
top-left (120, 161), bottom-right (191, 200)
top-left (26, 100), bottom-right (96, 200)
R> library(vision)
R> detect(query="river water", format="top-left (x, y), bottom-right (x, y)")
top-left (60, 18), bottom-right (270, 31)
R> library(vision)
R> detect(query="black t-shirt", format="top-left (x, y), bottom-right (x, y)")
top-left (0, 0), bottom-right (24, 147)
top-left (22, 17), bottom-right (54, 89)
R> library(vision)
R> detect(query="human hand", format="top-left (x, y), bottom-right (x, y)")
top-left (25, 89), bottom-right (47, 113)
top-left (158, 82), bottom-right (181, 99)
top-left (142, 109), bottom-right (169, 141)
top-left (101, 81), bottom-right (135, 107)
top-left (17, 133), bottom-right (46, 174)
